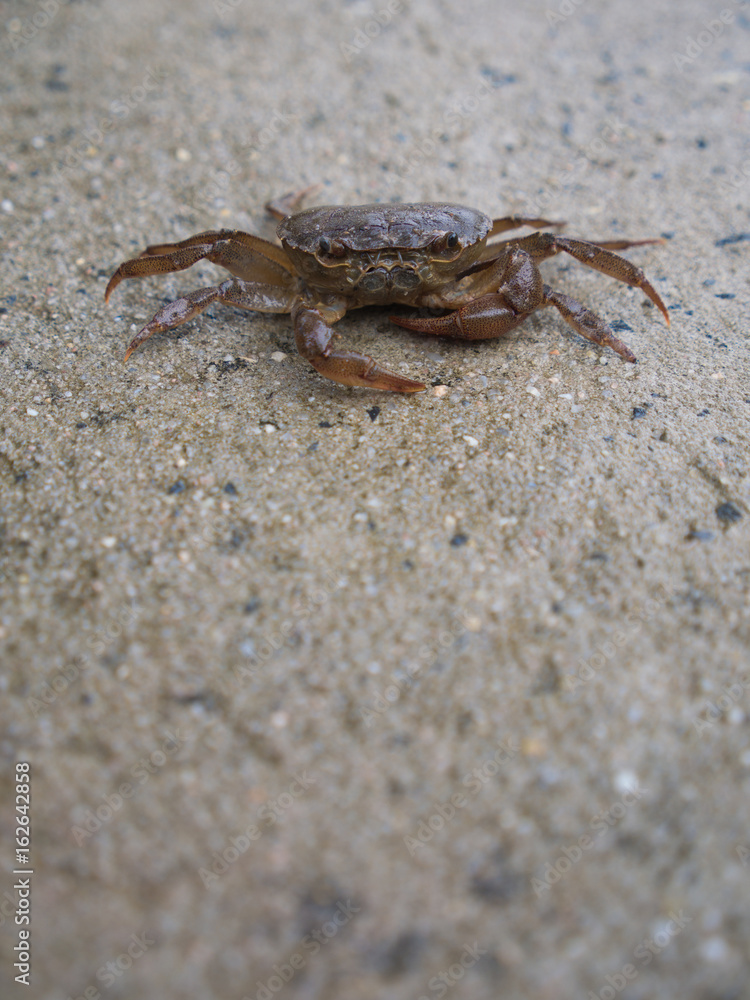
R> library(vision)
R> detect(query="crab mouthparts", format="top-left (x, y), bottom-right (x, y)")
top-left (358, 263), bottom-right (421, 293)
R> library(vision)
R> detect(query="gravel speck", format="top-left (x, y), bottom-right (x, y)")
top-left (716, 502), bottom-right (742, 524)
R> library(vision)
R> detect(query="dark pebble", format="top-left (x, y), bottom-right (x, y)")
top-left (632, 407), bottom-right (647, 419)
top-left (243, 599), bottom-right (261, 614)
top-left (450, 533), bottom-right (469, 547)
top-left (167, 480), bottom-right (186, 495)
top-left (716, 502), bottom-right (742, 524)
top-left (687, 529), bottom-right (715, 541)
top-left (610, 319), bottom-right (633, 332)
top-left (223, 481), bottom-right (238, 495)
top-left (319, 420), bottom-right (332, 428)
top-left (367, 406), bottom-right (381, 422)
top-left (714, 293), bottom-right (735, 300)
top-left (715, 233), bottom-right (750, 247)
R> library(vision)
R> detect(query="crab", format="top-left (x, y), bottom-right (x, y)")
top-left (105, 192), bottom-right (669, 393)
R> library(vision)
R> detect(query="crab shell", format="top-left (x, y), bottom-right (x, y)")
top-left (277, 202), bottom-right (492, 303)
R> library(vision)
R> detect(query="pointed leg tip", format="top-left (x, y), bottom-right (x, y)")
top-left (389, 315), bottom-right (424, 333)
top-left (104, 274), bottom-right (120, 303)
top-left (123, 345), bottom-right (135, 363)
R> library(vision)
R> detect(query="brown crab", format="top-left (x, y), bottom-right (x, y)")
top-left (105, 192), bottom-right (669, 393)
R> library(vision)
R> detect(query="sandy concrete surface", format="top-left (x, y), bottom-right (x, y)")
top-left (1, 1), bottom-right (749, 997)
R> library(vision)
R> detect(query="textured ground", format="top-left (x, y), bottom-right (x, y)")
top-left (1, 1), bottom-right (749, 998)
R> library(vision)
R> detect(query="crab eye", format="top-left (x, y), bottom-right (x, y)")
top-left (317, 236), bottom-right (345, 258)
top-left (446, 231), bottom-right (459, 248)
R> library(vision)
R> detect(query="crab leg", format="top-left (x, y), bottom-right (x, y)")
top-left (122, 279), bottom-right (297, 361)
top-left (105, 229), bottom-right (294, 302)
top-left (265, 184), bottom-right (322, 221)
top-left (294, 302), bottom-right (425, 392)
top-left (513, 232), bottom-right (670, 325)
top-left (392, 247), bottom-right (639, 362)
top-left (488, 215), bottom-right (565, 237)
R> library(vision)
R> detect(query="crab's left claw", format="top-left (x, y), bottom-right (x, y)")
top-left (294, 302), bottom-right (425, 392)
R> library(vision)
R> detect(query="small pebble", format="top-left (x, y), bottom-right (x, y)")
top-left (270, 351), bottom-right (287, 362)
top-left (699, 937), bottom-right (729, 963)
top-left (716, 502), bottom-right (742, 524)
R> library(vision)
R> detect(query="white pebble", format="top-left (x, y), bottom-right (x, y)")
top-left (699, 936), bottom-right (729, 962)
